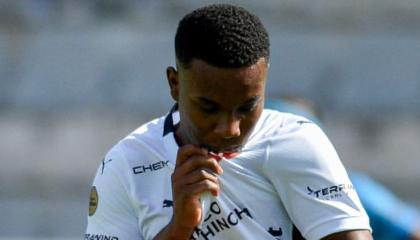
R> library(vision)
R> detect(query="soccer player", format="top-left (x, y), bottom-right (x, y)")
top-left (85, 4), bottom-right (372, 240)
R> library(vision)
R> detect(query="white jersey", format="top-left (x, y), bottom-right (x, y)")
top-left (85, 106), bottom-right (371, 240)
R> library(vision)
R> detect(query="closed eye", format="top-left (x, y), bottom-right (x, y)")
top-left (237, 104), bottom-right (255, 113)
top-left (237, 97), bottom-right (259, 114)
top-left (200, 105), bottom-right (218, 114)
top-left (197, 98), bottom-right (219, 114)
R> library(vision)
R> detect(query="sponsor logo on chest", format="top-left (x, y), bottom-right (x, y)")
top-left (191, 201), bottom-right (253, 240)
top-left (132, 160), bottom-right (169, 174)
top-left (85, 234), bottom-right (118, 240)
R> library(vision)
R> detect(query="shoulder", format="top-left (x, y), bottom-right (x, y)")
top-left (252, 109), bottom-right (324, 144)
top-left (86, 115), bottom-right (171, 238)
top-left (89, 115), bottom-right (167, 188)
top-left (107, 116), bottom-right (166, 167)
top-left (248, 109), bottom-right (332, 163)
top-left (258, 109), bottom-right (342, 175)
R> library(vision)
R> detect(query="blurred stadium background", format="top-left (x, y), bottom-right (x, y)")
top-left (1, 0), bottom-right (419, 238)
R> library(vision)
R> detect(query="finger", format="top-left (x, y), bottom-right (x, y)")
top-left (175, 144), bottom-right (208, 167)
top-left (189, 157), bottom-right (223, 175)
top-left (182, 179), bottom-right (220, 197)
top-left (180, 168), bottom-right (219, 185)
top-left (206, 155), bottom-right (224, 174)
top-left (173, 156), bottom-right (223, 179)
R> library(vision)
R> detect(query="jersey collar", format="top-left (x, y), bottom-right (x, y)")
top-left (163, 104), bottom-right (180, 165)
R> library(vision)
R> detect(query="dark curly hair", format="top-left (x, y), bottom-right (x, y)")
top-left (175, 4), bottom-right (270, 68)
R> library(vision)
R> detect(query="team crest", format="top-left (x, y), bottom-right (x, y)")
top-left (89, 186), bottom-right (98, 216)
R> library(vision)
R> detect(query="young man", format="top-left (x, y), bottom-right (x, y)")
top-left (86, 4), bottom-right (372, 240)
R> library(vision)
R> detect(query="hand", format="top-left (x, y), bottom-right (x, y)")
top-left (169, 145), bottom-right (223, 238)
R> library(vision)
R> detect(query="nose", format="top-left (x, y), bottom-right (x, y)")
top-left (214, 114), bottom-right (241, 139)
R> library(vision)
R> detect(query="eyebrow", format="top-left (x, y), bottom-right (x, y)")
top-left (198, 97), bottom-right (219, 106)
top-left (197, 96), bottom-right (260, 106)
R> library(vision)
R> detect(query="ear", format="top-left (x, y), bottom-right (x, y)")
top-left (166, 66), bottom-right (179, 101)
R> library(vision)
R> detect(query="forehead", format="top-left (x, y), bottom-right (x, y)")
top-left (180, 58), bottom-right (268, 100)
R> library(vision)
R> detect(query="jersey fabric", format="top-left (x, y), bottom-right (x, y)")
top-left (266, 97), bottom-right (420, 240)
top-left (85, 106), bottom-right (371, 240)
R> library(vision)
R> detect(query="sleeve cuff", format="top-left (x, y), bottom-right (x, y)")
top-left (304, 216), bottom-right (372, 240)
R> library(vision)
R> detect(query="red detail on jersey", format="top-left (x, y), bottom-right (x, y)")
top-left (208, 152), bottom-right (240, 162)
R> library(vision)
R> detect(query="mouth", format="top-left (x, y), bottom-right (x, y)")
top-left (201, 144), bottom-right (243, 154)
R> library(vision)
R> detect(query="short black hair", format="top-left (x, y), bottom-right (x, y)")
top-left (175, 4), bottom-right (270, 68)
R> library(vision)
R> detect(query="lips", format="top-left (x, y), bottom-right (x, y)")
top-left (199, 140), bottom-right (242, 162)
top-left (204, 144), bottom-right (242, 153)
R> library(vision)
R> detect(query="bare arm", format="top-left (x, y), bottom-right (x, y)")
top-left (322, 230), bottom-right (373, 240)
top-left (153, 145), bottom-right (223, 240)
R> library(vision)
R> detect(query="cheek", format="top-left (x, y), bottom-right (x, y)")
top-left (188, 112), bottom-right (213, 133)
top-left (241, 109), bottom-right (263, 133)
top-left (183, 107), bottom-right (212, 134)
top-left (241, 116), bottom-right (257, 133)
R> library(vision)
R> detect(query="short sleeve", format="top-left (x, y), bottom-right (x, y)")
top-left (85, 149), bottom-right (143, 240)
top-left (263, 120), bottom-right (371, 240)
